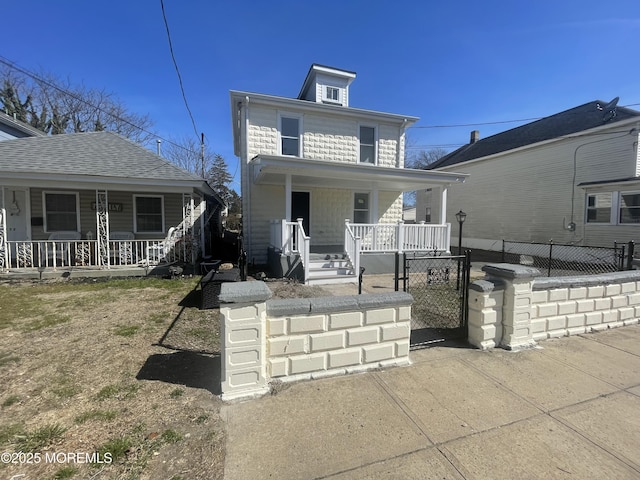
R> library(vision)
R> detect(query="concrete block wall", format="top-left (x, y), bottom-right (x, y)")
top-left (468, 264), bottom-right (640, 351)
top-left (219, 281), bottom-right (413, 401)
top-left (266, 294), bottom-right (412, 382)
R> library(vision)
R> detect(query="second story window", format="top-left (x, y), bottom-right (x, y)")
top-left (359, 126), bottom-right (376, 164)
top-left (280, 116), bottom-right (300, 156)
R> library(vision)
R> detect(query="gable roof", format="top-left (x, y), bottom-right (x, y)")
top-left (0, 131), bottom-right (202, 181)
top-left (428, 100), bottom-right (640, 169)
top-left (0, 111), bottom-right (47, 139)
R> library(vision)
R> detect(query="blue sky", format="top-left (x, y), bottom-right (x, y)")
top-left (3, 1), bottom-right (640, 191)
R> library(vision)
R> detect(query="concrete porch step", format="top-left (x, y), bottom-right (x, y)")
top-left (308, 266), bottom-right (353, 276)
top-left (306, 273), bottom-right (358, 285)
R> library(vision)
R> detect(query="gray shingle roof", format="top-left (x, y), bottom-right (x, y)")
top-left (428, 100), bottom-right (640, 169)
top-left (0, 131), bottom-right (202, 182)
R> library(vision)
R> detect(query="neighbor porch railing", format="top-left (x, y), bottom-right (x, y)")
top-left (1, 238), bottom-right (186, 271)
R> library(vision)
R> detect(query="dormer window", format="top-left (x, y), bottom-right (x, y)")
top-left (324, 86), bottom-right (341, 104)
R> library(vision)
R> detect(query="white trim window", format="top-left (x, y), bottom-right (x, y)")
top-left (353, 192), bottom-right (370, 223)
top-left (586, 192), bottom-right (612, 224)
top-left (619, 191), bottom-right (640, 224)
top-left (323, 86), bottom-right (341, 104)
top-left (279, 114), bottom-right (302, 156)
top-left (43, 191), bottom-right (80, 232)
top-left (134, 195), bottom-right (165, 233)
top-left (359, 125), bottom-right (376, 164)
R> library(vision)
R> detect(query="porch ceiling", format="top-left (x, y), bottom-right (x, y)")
top-left (251, 155), bottom-right (468, 192)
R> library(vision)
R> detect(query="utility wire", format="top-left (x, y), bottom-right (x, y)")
top-left (0, 55), bottom-right (198, 156)
top-left (160, 0), bottom-right (199, 142)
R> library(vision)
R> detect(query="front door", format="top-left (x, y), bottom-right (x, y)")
top-left (5, 188), bottom-right (29, 242)
top-left (291, 191), bottom-right (310, 235)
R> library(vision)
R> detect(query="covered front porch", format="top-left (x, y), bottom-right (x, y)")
top-left (251, 155), bottom-right (468, 284)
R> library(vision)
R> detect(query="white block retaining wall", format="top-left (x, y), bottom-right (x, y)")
top-left (469, 264), bottom-right (640, 350)
top-left (218, 281), bottom-right (412, 401)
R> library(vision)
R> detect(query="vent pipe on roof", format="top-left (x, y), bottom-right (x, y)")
top-left (470, 130), bottom-right (480, 144)
top-left (156, 139), bottom-right (162, 156)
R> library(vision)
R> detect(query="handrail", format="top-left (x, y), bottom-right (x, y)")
top-left (344, 219), bottom-right (360, 277)
top-left (295, 218), bottom-right (310, 283)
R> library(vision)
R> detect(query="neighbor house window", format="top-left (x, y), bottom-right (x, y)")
top-left (280, 116), bottom-right (300, 156)
top-left (359, 126), bottom-right (376, 164)
top-left (586, 193), bottom-right (612, 223)
top-left (619, 192), bottom-right (640, 224)
top-left (353, 192), bottom-right (370, 223)
top-left (425, 207), bottom-right (432, 223)
top-left (324, 86), bottom-right (340, 103)
top-left (134, 195), bottom-right (164, 233)
top-left (43, 191), bottom-right (79, 232)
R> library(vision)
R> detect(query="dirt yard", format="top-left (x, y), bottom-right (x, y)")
top-left (0, 275), bottom-right (332, 480)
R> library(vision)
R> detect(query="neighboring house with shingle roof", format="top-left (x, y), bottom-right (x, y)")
top-left (416, 99), bottom-right (640, 250)
top-left (0, 111), bottom-right (46, 141)
top-left (0, 131), bottom-right (222, 271)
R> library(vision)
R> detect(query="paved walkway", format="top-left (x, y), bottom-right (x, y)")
top-left (222, 324), bottom-right (640, 479)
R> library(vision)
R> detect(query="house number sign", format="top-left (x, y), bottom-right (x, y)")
top-left (90, 202), bottom-right (123, 212)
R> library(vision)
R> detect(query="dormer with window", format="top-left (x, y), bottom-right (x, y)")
top-left (298, 64), bottom-right (356, 107)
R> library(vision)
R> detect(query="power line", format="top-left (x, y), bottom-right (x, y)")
top-left (160, 0), bottom-right (199, 141)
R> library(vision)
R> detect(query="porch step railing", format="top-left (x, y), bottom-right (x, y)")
top-left (344, 220), bottom-right (361, 278)
top-left (1, 238), bottom-right (178, 270)
top-left (270, 219), bottom-right (311, 280)
top-left (346, 221), bottom-right (451, 253)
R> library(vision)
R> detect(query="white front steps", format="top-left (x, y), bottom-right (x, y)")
top-left (306, 253), bottom-right (358, 285)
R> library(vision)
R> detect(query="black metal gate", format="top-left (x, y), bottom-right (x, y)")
top-left (395, 251), bottom-right (471, 348)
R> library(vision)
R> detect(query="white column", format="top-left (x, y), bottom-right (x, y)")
top-left (439, 186), bottom-right (448, 224)
top-left (371, 189), bottom-right (379, 223)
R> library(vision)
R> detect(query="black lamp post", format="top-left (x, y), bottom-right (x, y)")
top-left (455, 210), bottom-right (467, 289)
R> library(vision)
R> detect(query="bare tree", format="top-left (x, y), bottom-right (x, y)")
top-left (0, 66), bottom-right (154, 143)
top-left (404, 147), bottom-right (449, 207)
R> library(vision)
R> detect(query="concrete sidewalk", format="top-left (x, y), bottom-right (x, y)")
top-left (222, 324), bottom-right (640, 479)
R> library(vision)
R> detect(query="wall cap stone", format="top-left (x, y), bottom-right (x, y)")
top-left (469, 278), bottom-right (506, 293)
top-left (533, 270), bottom-right (640, 290)
top-left (483, 263), bottom-right (541, 279)
top-left (219, 281), bottom-right (272, 304)
top-left (266, 298), bottom-right (312, 316)
top-left (356, 292), bottom-right (413, 309)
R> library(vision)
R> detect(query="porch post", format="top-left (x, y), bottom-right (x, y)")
top-left (284, 174), bottom-right (292, 224)
top-left (371, 189), bottom-right (379, 223)
top-left (96, 190), bottom-right (110, 268)
top-left (397, 220), bottom-right (404, 254)
top-left (439, 186), bottom-right (448, 224)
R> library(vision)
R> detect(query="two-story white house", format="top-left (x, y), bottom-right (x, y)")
top-left (230, 64), bottom-right (467, 283)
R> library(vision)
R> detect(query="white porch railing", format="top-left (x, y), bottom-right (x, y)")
top-left (346, 221), bottom-right (451, 253)
top-left (1, 238), bottom-right (186, 271)
top-left (344, 220), bottom-right (361, 276)
top-left (269, 219), bottom-right (310, 279)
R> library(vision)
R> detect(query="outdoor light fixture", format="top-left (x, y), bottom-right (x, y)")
top-left (456, 210), bottom-right (467, 290)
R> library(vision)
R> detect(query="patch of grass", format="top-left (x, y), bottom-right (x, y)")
top-left (169, 388), bottom-right (184, 398)
top-left (113, 325), bottom-right (140, 337)
top-left (28, 312), bottom-right (72, 331)
top-left (1, 394), bottom-right (20, 408)
top-left (147, 312), bottom-right (167, 324)
top-left (0, 352), bottom-right (20, 366)
top-left (96, 436), bottom-right (132, 463)
top-left (53, 466), bottom-right (79, 479)
top-left (52, 384), bottom-right (81, 399)
top-left (161, 429), bottom-right (183, 444)
top-left (96, 383), bottom-right (140, 401)
top-left (194, 414), bottom-right (209, 424)
top-left (16, 423), bottom-right (67, 452)
top-left (74, 409), bottom-right (117, 424)
top-left (0, 423), bottom-right (24, 446)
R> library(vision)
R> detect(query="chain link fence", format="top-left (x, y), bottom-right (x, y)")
top-left (501, 240), bottom-right (634, 277)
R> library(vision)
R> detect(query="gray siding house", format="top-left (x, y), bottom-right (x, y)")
top-left (0, 131), bottom-right (220, 272)
top-left (417, 99), bottom-right (640, 251)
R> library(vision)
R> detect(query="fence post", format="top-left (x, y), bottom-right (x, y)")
top-left (619, 245), bottom-right (625, 272)
top-left (402, 253), bottom-right (408, 292)
top-left (501, 239), bottom-right (505, 263)
top-left (394, 252), bottom-right (399, 291)
top-left (628, 241), bottom-right (635, 270)
top-left (547, 241), bottom-right (553, 277)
